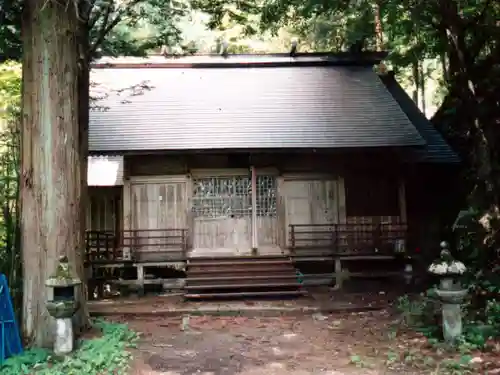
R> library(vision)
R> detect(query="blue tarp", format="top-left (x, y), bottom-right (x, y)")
top-left (0, 273), bottom-right (23, 364)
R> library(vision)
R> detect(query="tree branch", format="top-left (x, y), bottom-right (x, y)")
top-left (83, 0), bottom-right (98, 23)
top-left (89, 11), bottom-right (121, 56)
top-left (88, 0), bottom-right (113, 36)
top-left (88, 0), bottom-right (144, 56)
top-left (470, 0), bottom-right (493, 26)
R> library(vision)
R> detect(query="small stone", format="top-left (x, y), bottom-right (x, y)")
top-left (312, 313), bottom-right (328, 321)
top-left (328, 320), bottom-right (342, 329)
top-left (268, 363), bottom-right (285, 369)
top-left (177, 350), bottom-right (197, 357)
top-left (272, 347), bottom-right (284, 356)
top-left (470, 357), bottom-right (483, 364)
top-left (181, 315), bottom-right (190, 331)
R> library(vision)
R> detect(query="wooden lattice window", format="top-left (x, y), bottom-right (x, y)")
top-left (191, 175), bottom-right (277, 218)
top-left (191, 176), bottom-right (252, 218)
top-left (256, 175), bottom-right (277, 217)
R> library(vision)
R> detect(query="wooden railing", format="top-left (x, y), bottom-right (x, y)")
top-left (86, 231), bottom-right (119, 261)
top-left (289, 223), bottom-right (408, 257)
top-left (85, 229), bottom-right (189, 263)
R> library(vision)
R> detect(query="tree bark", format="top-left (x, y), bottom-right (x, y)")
top-left (412, 61), bottom-right (419, 105)
top-left (419, 61), bottom-right (426, 115)
top-left (21, 0), bottom-right (89, 347)
top-left (75, 20), bottom-right (91, 333)
top-left (373, 1), bottom-right (383, 51)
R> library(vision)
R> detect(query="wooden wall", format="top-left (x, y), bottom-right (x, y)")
top-left (114, 153), bottom-right (408, 258)
top-left (344, 171), bottom-right (405, 227)
top-left (86, 187), bottom-right (121, 231)
top-left (280, 176), bottom-right (346, 247)
top-left (127, 176), bottom-right (188, 259)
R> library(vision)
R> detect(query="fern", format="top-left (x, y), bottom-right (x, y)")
top-left (0, 320), bottom-right (138, 375)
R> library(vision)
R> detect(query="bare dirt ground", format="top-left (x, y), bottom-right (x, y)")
top-left (115, 309), bottom-right (498, 375)
top-left (126, 311), bottom-right (395, 375)
top-left (90, 289), bottom-right (500, 375)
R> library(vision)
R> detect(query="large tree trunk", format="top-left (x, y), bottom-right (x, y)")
top-left (21, 0), bottom-right (89, 347)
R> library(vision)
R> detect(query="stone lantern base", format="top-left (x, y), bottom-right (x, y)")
top-left (46, 300), bottom-right (80, 355)
top-left (55, 318), bottom-right (74, 355)
top-left (46, 300), bottom-right (79, 319)
top-left (45, 256), bottom-right (82, 356)
top-left (435, 288), bottom-right (468, 344)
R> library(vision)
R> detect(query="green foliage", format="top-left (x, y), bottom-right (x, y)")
top-left (88, 0), bottom-right (192, 58)
top-left (0, 61), bottom-right (21, 314)
top-left (0, 0), bottom-right (22, 61)
top-left (394, 210), bottom-right (500, 354)
top-left (0, 62), bottom-right (21, 113)
top-left (397, 291), bottom-right (500, 352)
top-left (0, 320), bottom-right (138, 375)
top-left (396, 292), bottom-right (440, 332)
top-left (451, 209), bottom-right (500, 319)
top-left (1, 0), bottom-right (193, 61)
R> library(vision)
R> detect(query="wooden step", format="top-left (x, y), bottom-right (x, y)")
top-left (187, 259), bottom-right (292, 267)
top-left (185, 281), bottom-right (300, 290)
top-left (186, 276), bottom-right (298, 287)
top-left (185, 290), bottom-right (306, 299)
top-left (188, 261), bottom-right (293, 270)
top-left (188, 255), bottom-right (290, 262)
top-left (186, 274), bottom-right (297, 283)
top-left (187, 266), bottom-right (294, 274)
top-left (184, 255), bottom-right (301, 300)
top-left (186, 266), bottom-right (295, 277)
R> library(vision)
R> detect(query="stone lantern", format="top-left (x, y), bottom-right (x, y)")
top-left (428, 241), bottom-right (468, 344)
top-left (45, 256), bottom-right (82, 355)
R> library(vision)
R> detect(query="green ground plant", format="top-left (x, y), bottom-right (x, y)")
top-left (396, 291), bottom-right (500, 352)
top-left (396, 209), bottom-right (500, 355)
top-left (0, 62), bottom-right (22, 315)
top-left (0, 319), bottom-right (138, 375)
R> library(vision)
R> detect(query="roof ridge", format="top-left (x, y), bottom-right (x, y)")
top-left (91, 52), bottom-right (388, 69)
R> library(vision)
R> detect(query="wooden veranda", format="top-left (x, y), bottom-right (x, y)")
top-left (85, 221), bottom-right (410, 299)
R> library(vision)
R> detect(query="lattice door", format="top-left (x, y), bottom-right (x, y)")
top-left (191, 175), bottom-right (252, 252)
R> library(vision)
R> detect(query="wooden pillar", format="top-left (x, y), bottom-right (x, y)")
top-left (122, 181), bottom-right (131, 230)
top-left (276, 176), bottom-right (286, 249)
top-left (251, 166), bottom-right (258, 252)
top-left (398, 179), bottom-right (407, 223)
top-left (185, 175), bottom-right (193, 254)
top-left (334, 258), bottom-right (341, 290)
top-left (337, 177), bottom-right (347, 224)
top-left (122, 180), bottom-right (132, 260)
top-left (136, 265), bottom-right (145, 296)
top-left (335, 177), bottom-right (347, 288)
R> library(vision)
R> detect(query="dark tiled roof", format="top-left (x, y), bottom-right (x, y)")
top-left (380, 73), bottom-right (460, 163)
top-left (89, 57), bottom-right (425, 152)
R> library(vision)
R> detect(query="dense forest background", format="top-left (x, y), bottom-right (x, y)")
top-left (0, 0), bottom-right (499, 347)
